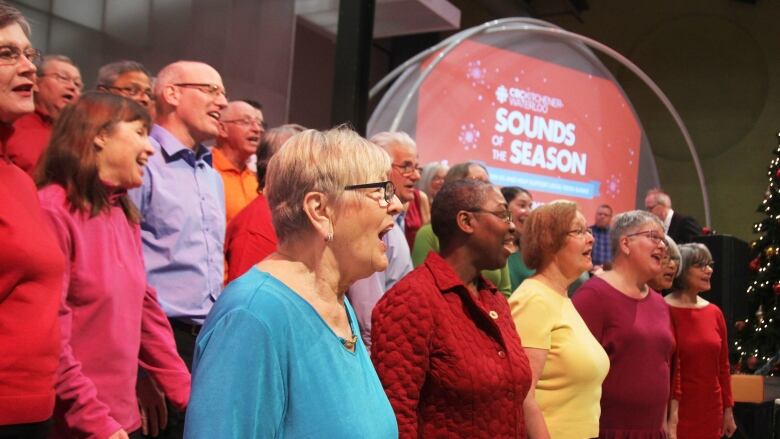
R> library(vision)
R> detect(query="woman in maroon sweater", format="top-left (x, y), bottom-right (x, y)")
top-left (0, 4), bottom-right (65, 438)
top-left (36, 93), bottom-right (190, 439)
top-left (371, 179), bottom-right (538, 438)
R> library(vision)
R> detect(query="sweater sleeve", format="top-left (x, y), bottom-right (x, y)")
top-left (185, 310), bottom-right (285, 438)
top-left (39, 197), bottom-right (121, 439)
top-left (225, 229), bottom-right (276, 283)
top-left (371, 279), bottom-right (434, 439)
top-left (715, 307), bottom-right (734, 408)
top-left (137, 282), bottom-right (191, 410)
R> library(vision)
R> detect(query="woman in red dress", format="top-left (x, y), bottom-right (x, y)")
top-left (665, 243), bottom-right (736, 439)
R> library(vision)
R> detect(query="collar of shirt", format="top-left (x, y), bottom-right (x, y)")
top-left (664, 209), bottom-right (674, 233)
top-left (423, 251), bottom-right (498, 297)
top-left (211, 146), bottom-right (250, 175)
top-left (151, 124), bottom-right (213, 168)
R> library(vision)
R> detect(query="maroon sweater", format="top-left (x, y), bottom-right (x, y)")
top-left (0, 123), bottom-right (65, 424)
top-left (371, 252), bottom-right (532, 438)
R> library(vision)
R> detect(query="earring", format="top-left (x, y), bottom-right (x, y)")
top-left (325, 232), bottom-right (333, 242)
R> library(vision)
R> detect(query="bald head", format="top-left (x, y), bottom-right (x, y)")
top-left (153, 60), bottom-right (228, 147)
top-left (216, 100), bottom-right (265, 166)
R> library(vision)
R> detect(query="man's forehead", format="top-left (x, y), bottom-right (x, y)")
top-left (0, 23), bottom-right (31, 47)
top-left (391, 143), bottom-right (417, 161)
top-left (45, 60), bottom-right (80, 76)
top-left (114, 70), bottom-right (150, 85)
top-left (178, 64), bottom-right (222, 85)
top-left (224, 101), bottom-right (260, 118)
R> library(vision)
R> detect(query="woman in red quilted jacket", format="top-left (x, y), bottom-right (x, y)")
top-left (371, 179), bottom-right (539, 438)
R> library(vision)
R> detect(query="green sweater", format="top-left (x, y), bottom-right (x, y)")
top-left (411, 224), bottom-right (513, 297)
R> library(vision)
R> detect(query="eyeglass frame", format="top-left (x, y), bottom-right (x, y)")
top-left (39, 71), bottom-right (83, 90)
top-left (173, 82), bottom-right (227, 98)
top-left (567, 227), bottom-right (594, 238)
top-left (392, 162), bottom-right (423, 176)
top-left (343, 181), bottom-right (396, 205)
top-left (465, 208), bottom-right (513, 224)
top-left (0, 45), bottom-right (40, 66)
top-left (102, 84), bottom-right (153, 100)
top-left (624, 230), bottom-right (666, 245)
top-left (221, 117), bottom-right (268, 130)
top-left (692, 261), bottom-right (715, 269)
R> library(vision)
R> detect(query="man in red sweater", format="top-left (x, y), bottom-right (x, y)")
top-left (0, 2), bottom-right (66, 438)
top-left (5, 53), bottom-right (81, 176)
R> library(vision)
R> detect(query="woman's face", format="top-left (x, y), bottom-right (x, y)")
top-left (95, 120), bottom-right (154, 189)
top-left (682, 258), bottom-right (713, 293)
top-left (508, 191), bottom-right (532, 239)
top-left (0, 23), bottom-right (37, 123)
top-left (332, 176), bottom-right (403, 280)
top-left (429, 168), bottom-right (446, 197)
top-left (648, 248), bottom-right (679, 291)
top-left (553, 211), bottom-right (593, 277)
top-left (621, 223), bottom-right (667, 280)
top-left (470, 186), bottom-right (516, 271)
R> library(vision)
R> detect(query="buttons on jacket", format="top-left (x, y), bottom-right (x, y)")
top-left (489, 310), bottom-right (499, 319)
top-left (497, 350), bottom-right (506, 358)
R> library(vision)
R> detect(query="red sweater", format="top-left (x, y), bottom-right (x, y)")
top-left (0, 125), bottom-right (65, 424)
top-left (38, 184), bottom-right (190, 438)
top-left (5, 110), bottom-right (52, 176)
top-left (224, 193), bottom-right (278, 283)
top-left (669, 304), bottom-right (733, 439)
top-left (371, 252), bottom-right (532, 438)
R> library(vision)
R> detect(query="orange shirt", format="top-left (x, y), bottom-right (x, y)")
top-left (211, 147), bottom-right (259, 224)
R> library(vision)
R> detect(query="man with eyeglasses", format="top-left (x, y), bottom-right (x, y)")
top-left (346, 131), bottom-right (417, 350)
top-left (6, 54), bottom-right (81, 175)
top-left (96, 60), bottom-right (153, 113)
top-left (212, 99), bottom-right (265, 223)
top-left (128, 60), bottom-right (228, 439)
top-left (644, 188), bottom-right (702, 245)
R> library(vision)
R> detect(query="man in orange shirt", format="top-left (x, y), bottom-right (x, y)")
top-left (6, 54), bottom-right (81, 175)
top-left (212, 100), bottom-right (265, 223)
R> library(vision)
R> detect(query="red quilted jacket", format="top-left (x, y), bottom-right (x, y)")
top-left (371, 252), bottom-right (531, 438)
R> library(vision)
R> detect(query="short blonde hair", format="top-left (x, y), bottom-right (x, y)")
top-left (266, 126), bottom-right (391, 243)
top-left (522, 200), bottom-right (577, 270)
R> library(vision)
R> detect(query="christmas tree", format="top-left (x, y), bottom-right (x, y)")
top-left (735, 133), bottom-right (780, 375)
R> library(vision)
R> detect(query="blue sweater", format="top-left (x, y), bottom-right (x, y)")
top-left (185, 268), bottom-right (398, 438)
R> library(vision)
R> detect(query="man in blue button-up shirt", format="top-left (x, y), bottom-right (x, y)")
top-left (129, 60), bottom-right (228, 438)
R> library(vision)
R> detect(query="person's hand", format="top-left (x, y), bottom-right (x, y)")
top-left (666, 402), bottom-right (679, 439)
top-left (136, 374), bottom-right (167, 437)
top-left (107, 429), bottom-right (129, 439)
top-left (722, 407), bottom-right (737, 437)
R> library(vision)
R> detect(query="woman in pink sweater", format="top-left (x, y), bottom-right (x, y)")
top-left (36, 92), bottom-right (190, 439)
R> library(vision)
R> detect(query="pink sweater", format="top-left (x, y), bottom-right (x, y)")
top-left (38, 184), bottom-right (190, 438)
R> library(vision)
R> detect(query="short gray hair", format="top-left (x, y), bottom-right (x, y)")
top-left (266, 126), bottom-right (391, 243)
top-left (445, 161), bottom-right (488, 184)
top-left (647, 188), bottom-right (672, 208)
top-left (370, 131), bottom-right (416, 153)
top-left (0, 2), bottom-right (30, 36)
top-left (664, 235), bottom-right (682, 277)
top-left (672, 243), bottom-right (712, 291)
top-left (38, 54), bottom-right (77, 75)
top-left (610, 210), bottom-right (664, 257)
top-left (417, 161), bottom-right (448, 198)
top-left (96, 60), bottom-right (149, 87)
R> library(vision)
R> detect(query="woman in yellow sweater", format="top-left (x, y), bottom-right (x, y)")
top-left (509, 200), bottom-right (610, 439)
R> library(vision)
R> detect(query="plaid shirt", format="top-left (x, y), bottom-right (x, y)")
top-left (590, 225), bottom-right (612, 266)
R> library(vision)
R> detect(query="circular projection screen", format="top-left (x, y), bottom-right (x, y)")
top-left (368, 19), bottom-right (703, 224)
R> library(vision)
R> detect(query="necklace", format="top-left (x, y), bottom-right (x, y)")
top-left (340, 334), bottom-right (358, 350)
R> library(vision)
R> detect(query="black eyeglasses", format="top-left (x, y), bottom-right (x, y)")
top-left (466, 208), bottom-right (513, 224)
top-left (344, 181), bottom-right (395, 204)
top-left (0, 45), bottom-right (40, 66)
top-left (173, 83), bottom-right (226, 97)
top-left (692, 261), bottom-right (715, 269)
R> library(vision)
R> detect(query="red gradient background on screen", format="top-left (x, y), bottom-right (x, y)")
top-left (416, 39), bottom-right (641, 220)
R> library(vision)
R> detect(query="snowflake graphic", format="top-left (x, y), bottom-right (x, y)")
top-left (605, 174), bottom-right (621, 198)
top-left (466, 60), bottom-right (486, 87)
top-left (458, 124), bottom-right (480, 150)
top-left (495, 85), bottom-right (508, 103)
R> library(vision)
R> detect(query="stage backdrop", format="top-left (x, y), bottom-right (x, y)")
top-left (369, 23), bottom-right (660, 221)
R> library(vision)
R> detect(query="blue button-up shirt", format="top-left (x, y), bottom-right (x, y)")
top-left (590, 224), bottom-right (612, 267)
top-left (129, 125), bottom-right (226, 324)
